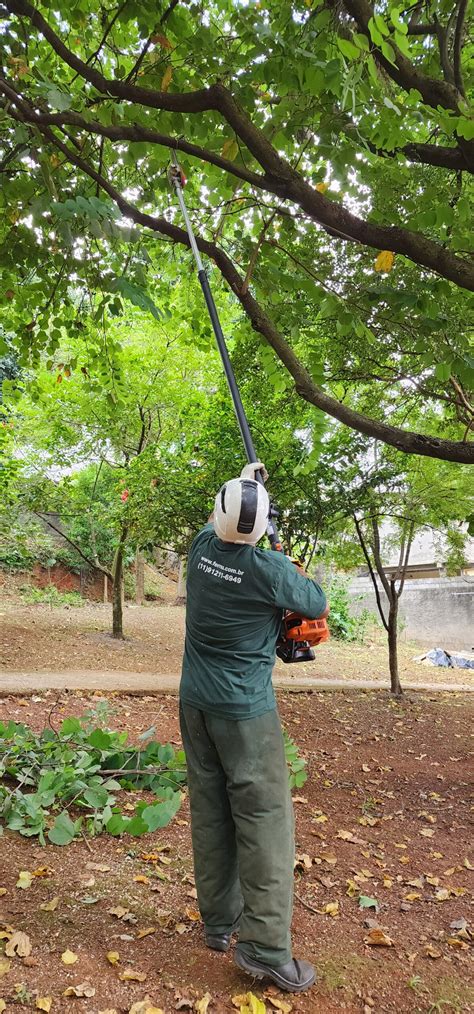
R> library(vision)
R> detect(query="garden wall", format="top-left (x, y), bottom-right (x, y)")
top-left (349, 576), bottom-right (474, 649)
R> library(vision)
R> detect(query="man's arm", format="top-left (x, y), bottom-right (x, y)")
top-left (274, 557), bottom-right (328, 620)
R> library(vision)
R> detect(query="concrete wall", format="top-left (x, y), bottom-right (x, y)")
top-left (349, 576), bottom-right (474, 649)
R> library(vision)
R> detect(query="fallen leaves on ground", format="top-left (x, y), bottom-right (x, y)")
top-left (106, 951), bottom-right (120, 965)
top-left (0, 1001), bottom-right (6, 1012)
top-left (16, 870), bottom-right (33, 889)
top-left (63, 982), bottom-right (96, 997)
top-left (266, 998), bottom-right (292, 1012)
top-left (61, 949), bottom-right (78, 964)
top-left (36, 998), bottom-right (52, 1012)
top-left (321, 901), bottom-right (339, 917)
top-left (232, 994), bottom-right (266, 1014)
top-left (195, 993), bottom-right (212, 1013)
top-left (5, 930), bottom-right (32, 957)
top-left (129, 1000), bottom-right (164, 1014)
top-left (136, 927), bottom-right (156, 939)
top-left (364, 928), bottom-right (393, 947)
top-left (119, 968), bottom-right (147, 982)
top-left (0, 890), bottom-right (7, 898)
top-left (40, 897), bottom-right (59, 912)
top-left (0, 959), bottom-right (11, 977)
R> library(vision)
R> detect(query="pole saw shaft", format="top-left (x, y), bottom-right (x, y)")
top-left (170, 155), bottom-right (257, 465)
top-left (169, 151), bottom-right (280, 548)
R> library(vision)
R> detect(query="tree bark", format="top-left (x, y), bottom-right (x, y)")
top-left (387, 591), bottom-right (402, 696)
top-left (135, 549), bottom-right (145, 605)
top-left (111, 529), bottom-right (127, 639)
top-left (175, 556), bottom-right (187, 606)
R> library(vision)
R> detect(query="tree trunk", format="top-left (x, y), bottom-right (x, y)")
top-left (175, 557), bottom-right (187, 606)
top-left (112, 542), bottom-right (125, 639)
top-left (388, 597), bottom-right (402, 696)
top-left (135, 549), bottom-right (145, 605)
top-left (103, 573), bottom-right (108, 604)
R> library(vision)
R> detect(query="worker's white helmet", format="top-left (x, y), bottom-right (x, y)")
top-left (214, 478), bottom-right (270, 545)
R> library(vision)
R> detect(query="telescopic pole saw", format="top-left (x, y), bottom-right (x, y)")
top-left (168, 152), bottom-right (329, 662)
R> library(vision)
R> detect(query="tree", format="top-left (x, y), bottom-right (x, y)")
top-left (0, 0), bottom-right (472, 462)
top-left (4, 310), bottom-right (216, 636)
top-left (324, 448), bottom-right (472, 693)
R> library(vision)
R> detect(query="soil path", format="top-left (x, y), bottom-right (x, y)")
top-left (1, 669), bottom-right (473, 695)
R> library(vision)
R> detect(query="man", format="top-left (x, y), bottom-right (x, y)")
top-left (179, 462), bottom-right (329, 994)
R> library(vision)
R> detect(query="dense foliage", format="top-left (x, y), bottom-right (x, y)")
top-left (0, 0), bottom-right (472, 465)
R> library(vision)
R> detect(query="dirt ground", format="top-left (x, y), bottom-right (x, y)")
top-left (1, 599), bottom-right (472, 688)
top-left (0, 688), bottom-right (472, 1013)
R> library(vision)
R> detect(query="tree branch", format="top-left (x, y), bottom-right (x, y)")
top-left (2, 78), bottom-right (473, 291)
top-left (453, 0), bottom-right (468, 95)
top-left (34, 512), bottom-right (112, 579)
top-left (353, 514), bottom-right (389, 630)
top-left (341, 0), bottom-right (461, 112)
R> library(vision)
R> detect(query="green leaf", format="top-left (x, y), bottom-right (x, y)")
top-left (142, 793), bottom-right (181, 831)
top-left (110, 277), bottom-right (163, 320)
top-left (83, 785), bottom-right (110, 808)
top-left (87, 728), bottom-right (113, 750)
top-left (47, 810), bottom-right (76, 846)
top-left (46, 86), bottom-right (72, 111)
top-left (60, 717), bottom-right (82, 737)
top-left (359, 895), bottom-right (379, 911)
top-left (337, 37), bottom-right (361, 61)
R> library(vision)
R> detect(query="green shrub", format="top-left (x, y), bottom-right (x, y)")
top-left (326, 574), bottom-right (369, 641)
top-left (19, 584), bottom-right (84, 607)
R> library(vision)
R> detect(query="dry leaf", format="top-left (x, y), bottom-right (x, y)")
top-left (434, 888), bottom-right (450, 902)
top-left (464, 858), bottom-right (473, 870)
top-left (63, 983), bottom-right (96, 997)
top-left (16, 870), bottom-right (33, 889)
top-left (0, 959), bottom-right (11, 977)
top-left (424, 944), bottom-right (442, 959)
top-left (185, 908), bottom-right (201, 922)
top-left (86, 863), bottom-right (111, 872)
top-left (404, 893), bottom-right (422, 903)
top-left (107, 951), bottom-right (120, 965)
top-left (5, 931), bottom-right (32, 957)
top-left (0, 890), bottom-right (7, 897)
top-left (119, 968), bottom-right (147, 983)
top-left (447, 937), bottom-right (469, 950)
top-left (161, 65), bottom-right (173, 92)
top-left (61, 949), bottom-right (78, 964)
top-left (419, 828), bottom-right (435, 838)
top-left (151, 32), bottom-right (172, 49)
top-left (383, 877), bottom-right (393, 889)
top-left (336, 830), bottom-right (364, 844)
top-left (175, 923), bottom-right (187, 934)
top-left (32, 867), bottom-right (54, 878)
top-left (425, 876), bottom-right (439, 887)
top-left (315, 182), bottom-right (328, 194)
top-left (0, 1000), bottom-right (6, 1013)
top-left (268, 1000), bottom-right (292, 1013)
top-left (136, 927), bottom-right (156, 939)
top-left (108, 906), bottom-right (129, 919)
top-left (40, 897), bottom-right (59, 912)
top-left (364, 928), bottom-right (393, 947)
top-left (233, 994), bottom-right (266, 1014)
top-left (129, 1001), bottom-right (164, 1014)
top-left (321, 901), bottom-right (339, 917)
top-left (36, 999), bottom-right (52, 1012)
top-left (374, 250), bottom-right (395, 273)
top-left (134, 876), bottom-right (150, 885)
top-left (292, 796), bottom-right (307, 804)
top-left (195, 994), bottom-right (212, 1014)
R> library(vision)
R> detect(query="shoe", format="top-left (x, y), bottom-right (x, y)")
top-left (234, 947), bottom-right (316, 993)
top-left (205, 932), bottom-right (232, 952)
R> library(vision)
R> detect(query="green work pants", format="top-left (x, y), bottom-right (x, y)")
top-left (179, 702), bottom-right (294, 966)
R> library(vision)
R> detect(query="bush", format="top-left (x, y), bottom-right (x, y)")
top-left (0, 517), bottom-right (57, 572)
top-left (326, 574), bottom-right (369, 641)
top-left (19, 584), bottom-right (84, 607)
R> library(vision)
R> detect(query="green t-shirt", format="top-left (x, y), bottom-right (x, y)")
top-left (180, 524), bottom-right (327, 720)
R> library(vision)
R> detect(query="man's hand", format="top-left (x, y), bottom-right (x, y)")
top-left (240, 460), bottom-right (269, 482)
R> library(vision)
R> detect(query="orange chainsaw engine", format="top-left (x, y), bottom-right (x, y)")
top-left (277, 611), bottom-right (330, 664)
